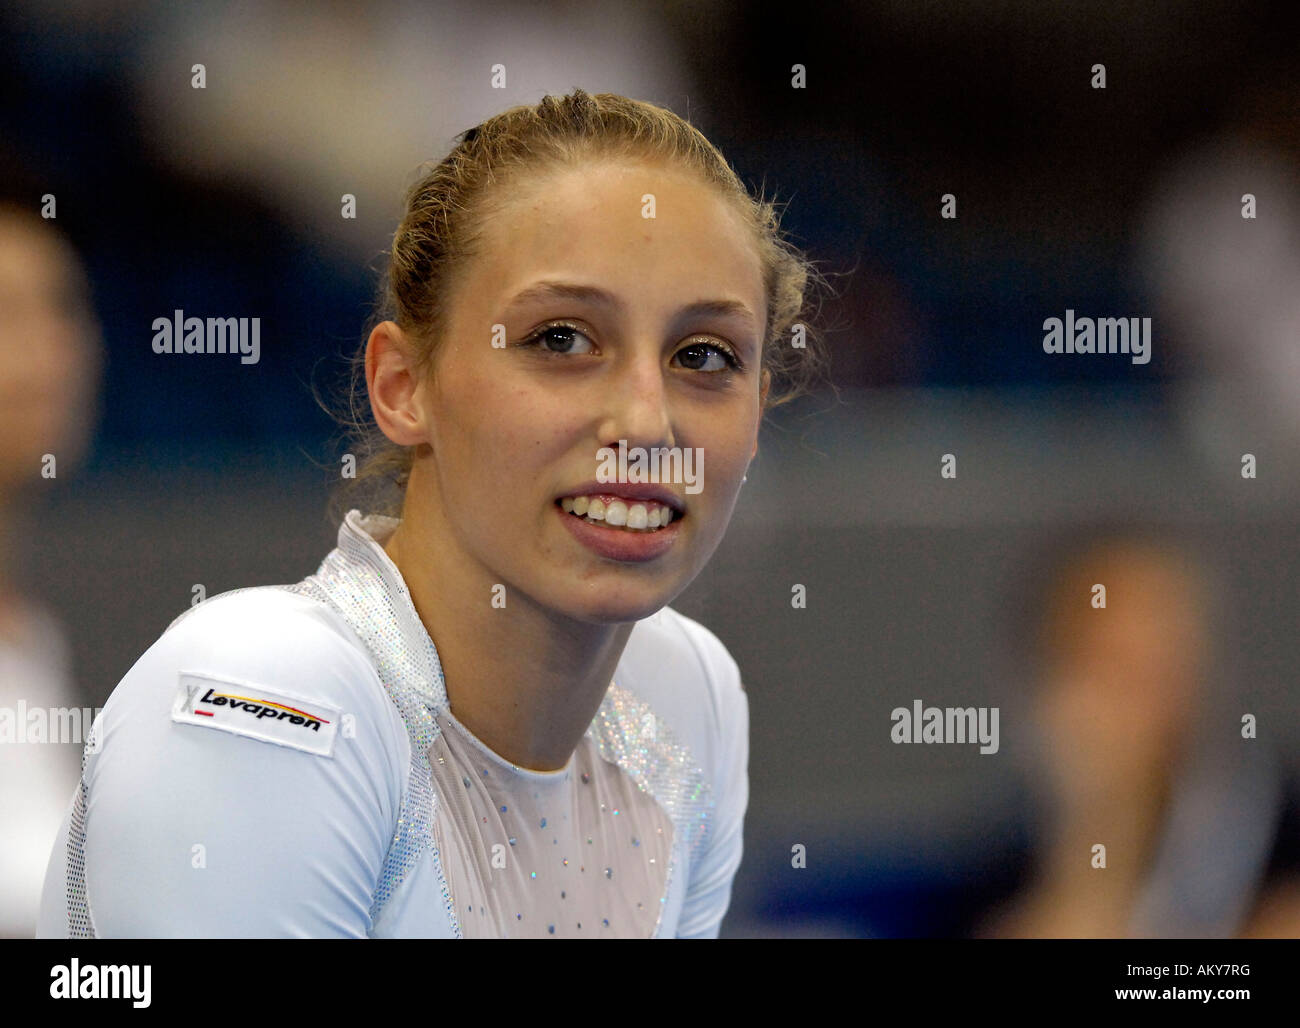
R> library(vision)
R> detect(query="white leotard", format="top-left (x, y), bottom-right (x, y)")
top-left (37, 511), bottom-right (748, 938)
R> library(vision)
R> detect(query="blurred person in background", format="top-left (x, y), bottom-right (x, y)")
top-left (1134, 81), bottom-right (1300, 939)
top-left (0, 198), bottom-right (103, 937)
top-left (1138, 83), bottom-right (1300, 486)
top-left (979, 528), bottom-right (1279, 938)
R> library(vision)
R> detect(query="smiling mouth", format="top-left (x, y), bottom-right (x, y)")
top-left (556, 495), bottom-right (681, 532)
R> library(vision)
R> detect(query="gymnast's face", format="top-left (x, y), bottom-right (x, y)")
top-left (393, 158), bottom-right (768, 622)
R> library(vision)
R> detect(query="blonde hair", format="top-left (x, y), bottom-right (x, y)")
top-left (330, 89), bottom-right (832, 521)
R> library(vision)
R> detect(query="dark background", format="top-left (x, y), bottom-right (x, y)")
top-left (4, 0), bottom-right (1298, 936)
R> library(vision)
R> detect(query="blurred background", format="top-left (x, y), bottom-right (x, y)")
top-left (2, 0), bottom-right (1298, 937)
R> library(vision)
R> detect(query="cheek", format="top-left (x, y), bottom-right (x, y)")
top-left (489, 382), bottom-right (576, 456)
top-left (698, 422), bottom-right (756, 480)
top-left (435, 369), bottom-right (572, 483)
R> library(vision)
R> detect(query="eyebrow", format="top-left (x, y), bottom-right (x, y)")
top-left (502, 280), bottom-right (760, 333)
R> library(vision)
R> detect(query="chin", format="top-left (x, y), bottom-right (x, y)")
top-left (567, 607), bottom-right (659, 626)
top-left (552, 585), bottom-right (680, 626)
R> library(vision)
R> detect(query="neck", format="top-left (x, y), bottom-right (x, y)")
top-left (381, 505), bottom-right (633, 773)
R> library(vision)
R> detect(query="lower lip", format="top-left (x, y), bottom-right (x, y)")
top-left (556, 502), bottom-right (683, 563)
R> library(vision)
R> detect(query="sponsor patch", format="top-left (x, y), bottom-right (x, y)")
top-left (171, 672), bottom-right (340, 757)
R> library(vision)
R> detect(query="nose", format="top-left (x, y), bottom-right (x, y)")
top-left (595, 348), bottom-right (676, 452)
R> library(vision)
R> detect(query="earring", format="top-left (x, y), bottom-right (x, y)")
top-left (742, 474), bottom-right (748, 483)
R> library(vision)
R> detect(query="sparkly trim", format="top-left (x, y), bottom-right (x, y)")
top-left (65, 720), bottom-right (97, 938)
top-left (283, 514), bottom-right (460, 937)
top-left (588, 682), bottom-right (715, 936)
top-left (655, 852), bottom-right (677, 938)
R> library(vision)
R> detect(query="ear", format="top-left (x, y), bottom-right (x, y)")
top-left (366, 321), bottom-right (427, 446)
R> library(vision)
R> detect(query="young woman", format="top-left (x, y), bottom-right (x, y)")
top-left (38, 89), bottom-right (826, 938)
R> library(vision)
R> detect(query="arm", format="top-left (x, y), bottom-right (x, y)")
top-left (674, 643), bottom-right (750, 939)
top-left (60, 591), bottom-right (406, 938)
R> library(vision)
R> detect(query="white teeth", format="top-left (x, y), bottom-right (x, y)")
top-left (558, 494), bottom-right (678, 532)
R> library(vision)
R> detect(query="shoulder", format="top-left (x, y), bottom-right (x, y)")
top-left (97, 585), bottom-right (407, 771)
top-left (162, 586), bottom-right (373, 670)
top-left (149, 586), bottom-right (390, 712)
top-left (617, 606), bottom-right (747, 765)
top-left (76, 586), bottom-right (408, 937)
